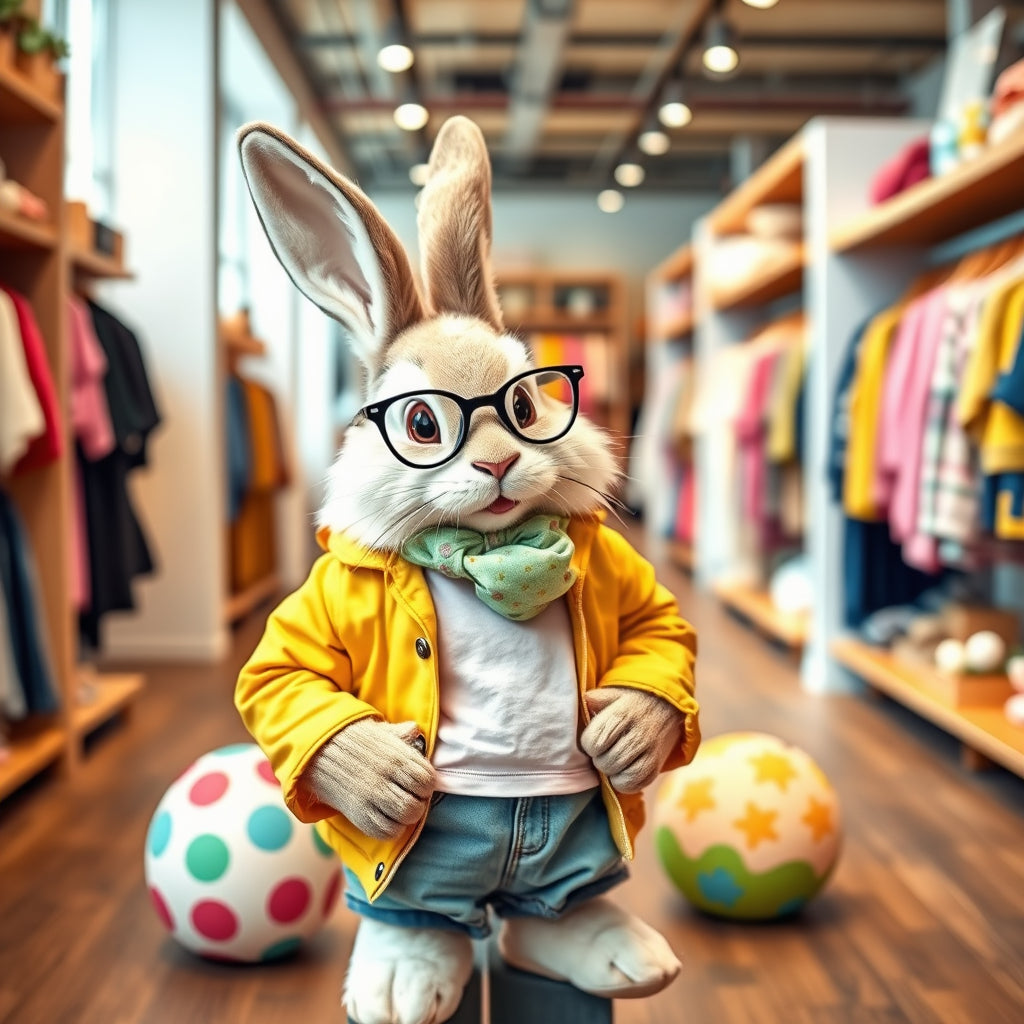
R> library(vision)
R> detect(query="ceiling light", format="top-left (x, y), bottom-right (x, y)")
top-left (614, 162), bottom-right (645, 187)
top-left (742, 0), bottom-right (779, 8)
top-left (658, 82), bottom-right (693, 128)
top-left (703, 16), bottom-right (739, 76)
top-left (377, 43), bottom-right (414, 73)
top-left (409, 163), bottom-right (430, 186)
top-left (597, 189), bottom-right (624, 213)
top-left (639, 129), bottom-right (671, 156)
top-left (394, 102), bottom-right (429, 131)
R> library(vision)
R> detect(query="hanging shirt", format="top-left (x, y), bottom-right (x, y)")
top-left (0, 291), bottom-right (44, 475)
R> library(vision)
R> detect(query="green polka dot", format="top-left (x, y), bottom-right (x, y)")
top-left (313, 828), bottom-right (333, 857)
top-left (185, 834), bottom-right (230, 881)
top-left (211, 743), bottom-right (253, 756)
top-left (247, 805), bottom-right (293, 851)
top-left (148, 811), bottom-right (172, 857)
top-left (261, 937), bottom-right (302, 961)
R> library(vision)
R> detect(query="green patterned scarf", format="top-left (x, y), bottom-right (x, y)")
top-left (401, 515), bottom-right (577, 621)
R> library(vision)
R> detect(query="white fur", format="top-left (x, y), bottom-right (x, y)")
top-left (344, 919), bottom-right (474, 1024)
top-left (498, 897), bottom-right (681, 999)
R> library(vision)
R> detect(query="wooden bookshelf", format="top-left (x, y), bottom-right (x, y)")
top-left (713, 580), bottom-right (809, 650)
top-left (0, 721), bottom-right (65, 801)
top-left (651, 244), bottom-right (693, 284)
top-left (832, 638), bottom-right (1024, 779)
top-left (667, 539), bottom-right (694, 572)
top-left (74, 673), bottom-right (144, 738)
top-left (70, 246), bottom-right (134, 279)
top-left (830, 131), bottom-right (1024, 252)
top-left (0, 61), bottom-right (62, 122)
top-left (709, 244), bottom-right (805, 312)
top-left (0, 208), bottom-right (58, 250)
top-left (710, 134), bottom-right (805, 236)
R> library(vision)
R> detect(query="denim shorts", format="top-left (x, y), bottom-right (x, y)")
top-left (344, 787), bottom-right (628, 937)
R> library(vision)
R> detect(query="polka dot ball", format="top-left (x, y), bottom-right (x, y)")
top-left (144, 743), bottom-right (341, 962)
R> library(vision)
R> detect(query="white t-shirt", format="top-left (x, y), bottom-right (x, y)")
top-left (424, 570), bottom-right (600, 797)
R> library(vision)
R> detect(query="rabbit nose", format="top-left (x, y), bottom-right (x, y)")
top-left (472, 454), bottom-right (519, 480)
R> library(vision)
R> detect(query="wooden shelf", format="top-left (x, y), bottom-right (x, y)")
top-left (651, 309), bottom-right (695, 341)
top-left (709, 244), bottom-right (805, 311)
top-left (710, 134), bottom-right (805, 236)
top-left (225, 572), bottom-right (280, 625)
top-left (713, 579), bottom-right (809, 649)
top-left (0, 208), bottom-right (58, 250)
top-left (0, 63), bottom-right (62, 122)
top-left (69, 246), bottom-right (134, 279)
top-left (74, 673), bottom-right (144, 738)
top-left (667, 539), bottom-right (694, 572)
top-left (0, 723), bottom-right (65, 802)
top-left (832, 638), bottom-right (1024, 779)
top-left (504, 312), bottom-right (618, 333)
top-left (651, 244), bottom-right (693, 284)
top-left (830, 131), bottom-right (1024, 253)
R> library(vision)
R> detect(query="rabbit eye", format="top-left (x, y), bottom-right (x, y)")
top-left (512, 386), bottom-right (537, 428)
top-left (405, 401), bottom-right (440, 443)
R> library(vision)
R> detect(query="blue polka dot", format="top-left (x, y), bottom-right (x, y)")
top-left (148, 811), bottom-right (172, 857)
top-left (261, 937), bottom-right (302, 961)
top-left (247, 805), bottom-right (293, 851)
top-left (211, 743), bottom-right (254, 756)
top-left (313, 828), bottom-right (333, 858)
top-left (697, 867), bottom-right (744, 908)
top-left (775, 896), bottom-right (807, 917)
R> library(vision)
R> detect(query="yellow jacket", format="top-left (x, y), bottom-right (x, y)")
top-left (236, 516), bottom-right (700, 902)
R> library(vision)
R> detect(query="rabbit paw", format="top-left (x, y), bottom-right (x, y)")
top-left (498, 897), bottom-right (680, 999)
top-left (344, 918), bottom-right (474, 1024)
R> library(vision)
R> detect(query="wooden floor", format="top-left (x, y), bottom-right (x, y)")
top-left (2, 539), bottom-right (1024, 1024)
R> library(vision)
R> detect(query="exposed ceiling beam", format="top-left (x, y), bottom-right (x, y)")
top-left (503, 0), bottom-right (576, 168)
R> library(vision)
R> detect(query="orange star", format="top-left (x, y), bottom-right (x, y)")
top-left (677, 778), bottom-right (716, 822)
top-left (732, 802), bottom-right (779, 850)
top-left (801, 797), bottom-right (835, 842)
top-left (749, 751), bottom-right (797, 792)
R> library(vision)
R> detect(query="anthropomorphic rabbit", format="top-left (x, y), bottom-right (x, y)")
top-left (235, 116), bottom-right (700, 1024)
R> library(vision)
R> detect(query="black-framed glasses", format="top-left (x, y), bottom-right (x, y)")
top-left (355, 365), bottom-right (585, 469)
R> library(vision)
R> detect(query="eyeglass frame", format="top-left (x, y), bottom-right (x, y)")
top-left (354, 364), bottom-right (586, 469)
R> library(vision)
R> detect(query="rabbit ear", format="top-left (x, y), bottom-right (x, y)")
top-left (238, 122), bottom-right (424, 369)
top-left (417, 116), bottom-right (503, 332)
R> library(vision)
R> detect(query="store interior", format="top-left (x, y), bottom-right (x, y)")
top-left (2, 1), bottom-right (1024, 1022)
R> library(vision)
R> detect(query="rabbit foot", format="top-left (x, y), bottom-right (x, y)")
top-left (498, 896), bottom-right (681, 999)
top-left (344, 918), bottom-right (473, 1024)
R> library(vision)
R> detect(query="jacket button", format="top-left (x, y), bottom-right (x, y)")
top-left (413, 734), bottom-right (427, 756)
top-left (375, 862), bottom-right (385, 881)
top-left (415, 637), bottom-right (431, 659)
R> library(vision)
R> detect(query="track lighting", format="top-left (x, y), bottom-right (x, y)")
top-left (638, 127), bottom-right (671, 156)
top-left (658, 81), bottom-right (693, 128)
top-left (614, 163), bottom-right (645, 187)
top-left (394, 102), bottom-right (429, 131)
top-left (702, 15), bottom-right (739, 75)
top-left (742, 0), bottom-right (779, 8)
top-left (597, 189), bottom-right (624, 213)
top-left (377, 43), bottom-right (414, 73)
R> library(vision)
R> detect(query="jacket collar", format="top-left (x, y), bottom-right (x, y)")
top-left (317, 512), bottom-right (606, 577)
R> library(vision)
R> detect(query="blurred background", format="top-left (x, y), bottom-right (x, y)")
top-left (2, 2), bottom-right (1024, 1022)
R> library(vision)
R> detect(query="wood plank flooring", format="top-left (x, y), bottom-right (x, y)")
top-left (1, 538), bottom-right (1023, 1023)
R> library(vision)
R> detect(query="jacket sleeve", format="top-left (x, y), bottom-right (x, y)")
top-left (594, 527), bottom-right (700, 772)
top-left (235, 554), bottom-right (381, 822)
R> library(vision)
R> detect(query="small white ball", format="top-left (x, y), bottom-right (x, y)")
top-left (1006, 655), bottom-right (1024, 693)
top-left (963, 630), bottom-right (1006, 673)
top-left (1005, 692), bottom-right (1024, 727)
top-left (934, 638), bottom-right (966, 675)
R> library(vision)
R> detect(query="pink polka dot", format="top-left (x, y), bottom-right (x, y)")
top-left (149, 887), bottom-right (174, 931)
top-left (268, 878), bottom-right (311, 924)
top-left (323, 871), bottom-right (341, 917)
top-left (257, 760), bottom-right (278, 786)
top-left (189, 772), bottom-right (229, 806)
top-left (191, 899), bottom-right (239, 942)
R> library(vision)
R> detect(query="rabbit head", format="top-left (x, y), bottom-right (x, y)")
top-left (239, 117), bottom-right (619, 551)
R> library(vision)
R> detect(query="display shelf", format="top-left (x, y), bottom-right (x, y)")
top-left (0, 62), bottom-right (62, 122)
top-left (652, 309), bottom-right (695, 341)
top-left (73, 673), bottom-right (144, 738)
top-left (832, 638), bottom-right (1024, 779)
top-left (709, 244), bottom-right (805, 311)
top-left (225, 572), bottom-right (280, 625)
top-left (69, 246), bottom-right (134, 279)
top-left (710, 134), bottom-right (805, 236)
top-left (830, 131), bottom-right (1024, 252)
top-left (0, 723), bottom-right (66, 802)
top-left (651, 244), bottom-right (693, 284)
top-left (713, 580), bottom-right (809, 649)
top-left (0, 208), bottom-right (58, 250)
top-left (667, 539), bottom-right (694, 572)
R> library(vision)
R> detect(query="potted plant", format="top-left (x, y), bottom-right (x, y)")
top-left (15, 18), bottom-right (68, 100)
top-left (0, 0), bottom-right (25, 70)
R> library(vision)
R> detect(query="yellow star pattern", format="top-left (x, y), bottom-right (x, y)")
top-left (677, 778), bottom-right (716, 822)
top-left (732, 802), bottom-right (779, 850)
top-left (801, 797), bottom-right (834, 842)
top-left (749, 751), bottom-right (798, 792)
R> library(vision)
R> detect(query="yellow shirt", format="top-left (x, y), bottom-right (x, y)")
top-left (843, 307), bottom-right (902, 521)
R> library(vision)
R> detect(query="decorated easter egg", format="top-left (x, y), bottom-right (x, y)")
top-left (653, 732), bottom-right (841, 920)
top-left (144, 743), bottom-right (341, 962)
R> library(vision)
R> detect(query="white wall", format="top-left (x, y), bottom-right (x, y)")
top-left (100, 0), bottom-right (226, 661)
